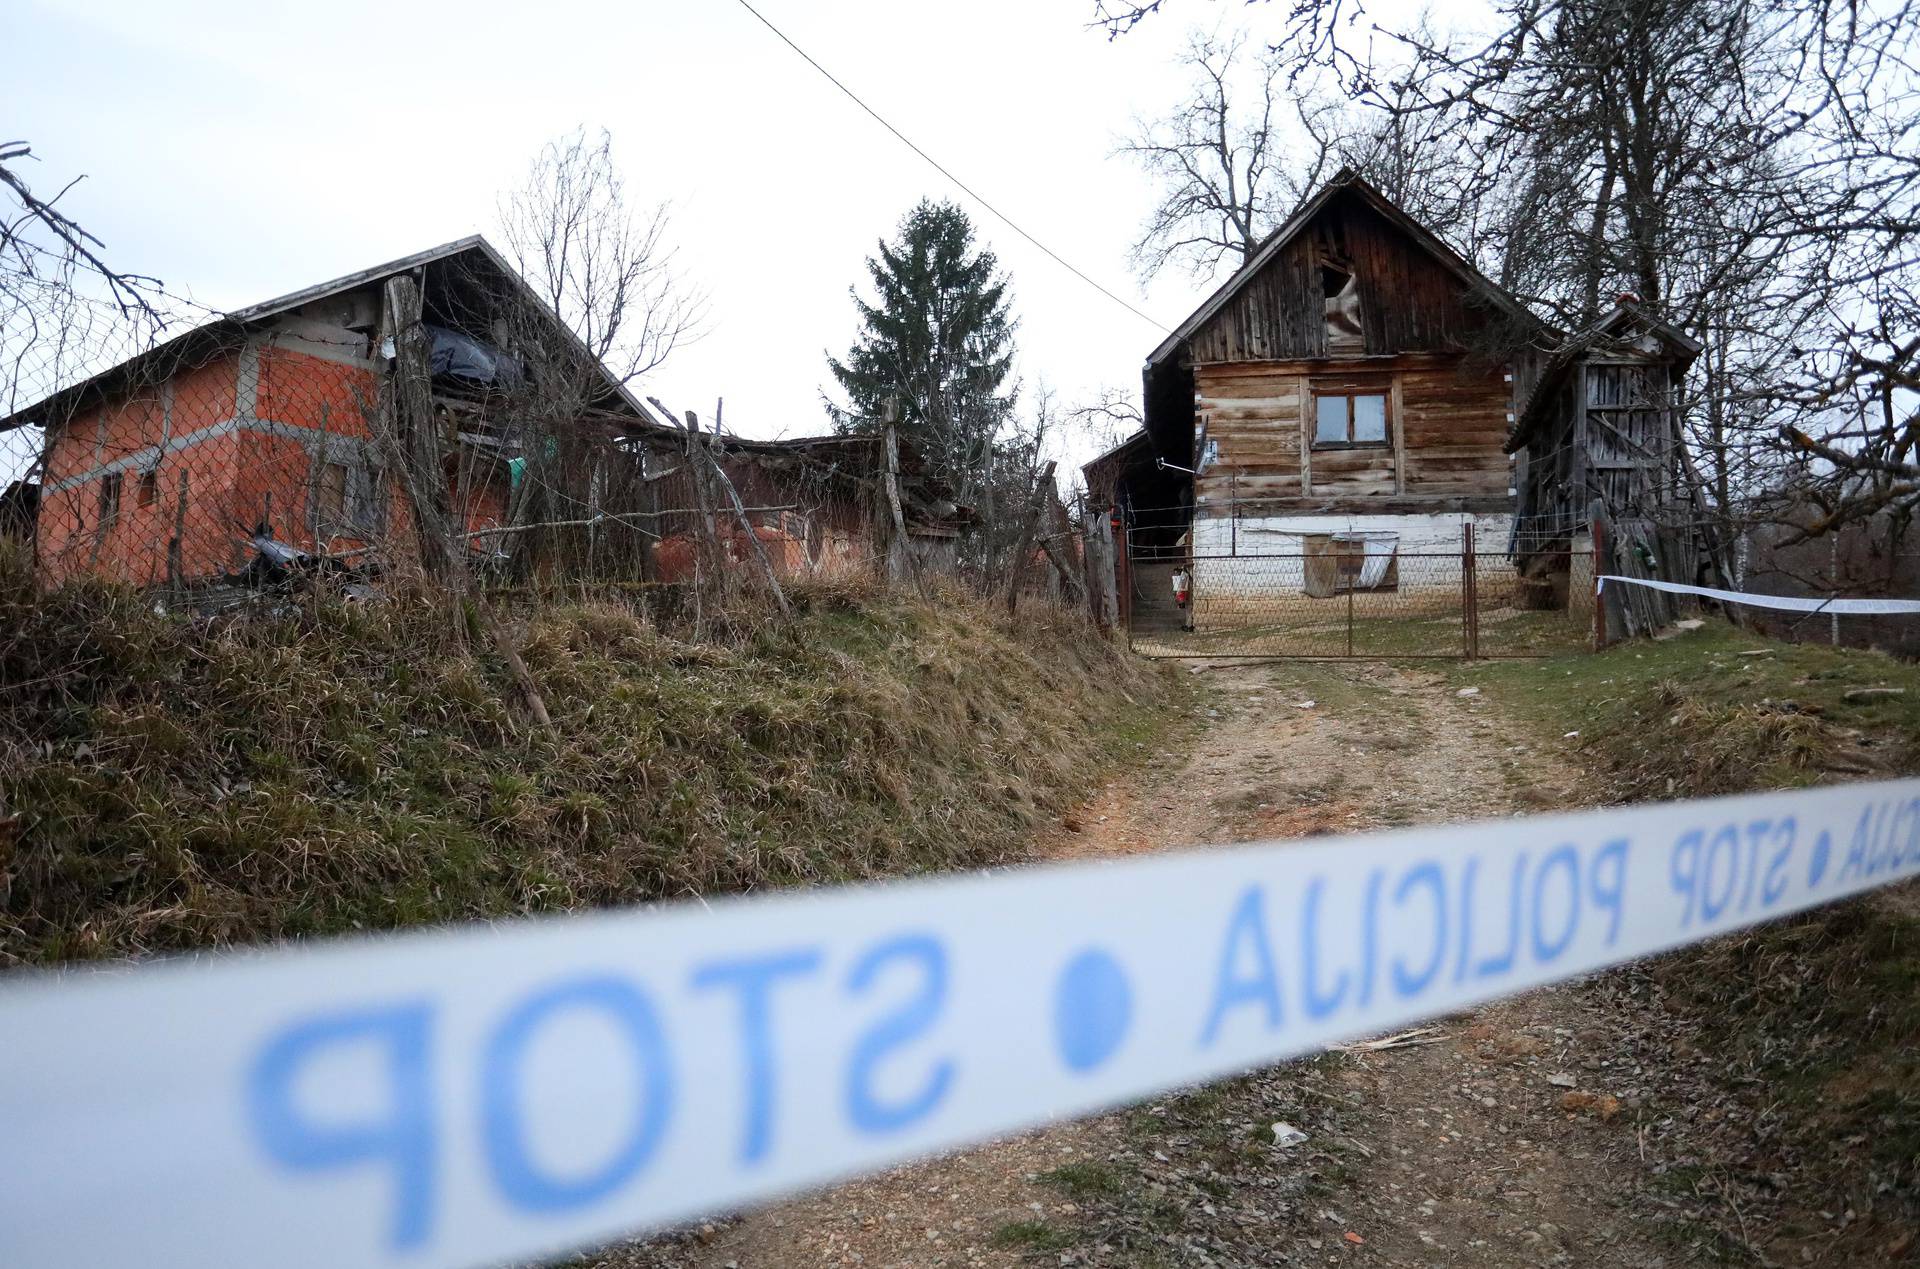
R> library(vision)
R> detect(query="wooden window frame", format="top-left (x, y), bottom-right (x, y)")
top-left (96, 471), bottom-right (123, 527)
top-left (1309, 386), bottom-right (1393, 450)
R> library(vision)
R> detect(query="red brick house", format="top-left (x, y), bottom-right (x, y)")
top-left (5, 237), bottom-right (662, 587)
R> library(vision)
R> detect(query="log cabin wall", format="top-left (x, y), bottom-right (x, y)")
top-left (1192, 356), bottom-right (1512, 513)
top-left (1182, 189), bottom-right (1517, 520)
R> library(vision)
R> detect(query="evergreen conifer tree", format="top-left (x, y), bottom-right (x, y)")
top-left (826, 200), bottom-right (1018, 499)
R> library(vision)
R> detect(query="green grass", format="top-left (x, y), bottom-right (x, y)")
top-left (1036, 1161), bottom-right (1129, 1201)
top-left (1456, 621), bottom-right (1920, 798)
top-left (0, 571), bottom-right (1187, 966)
top-left (989, 1219), bottom-right (1075, 1253)
top-left (1453, 620), bottom-right (1920, 1256)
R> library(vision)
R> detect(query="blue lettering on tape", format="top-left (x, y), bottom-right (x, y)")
top-left (1301, 878), bottom-right (1349, 1020)
top-left (1473, 854), bottom-right (1527, 980)
top-left (1053, 949), bottom-right (1132, 1073)
top-left (246, 1002), bottom-right (437, 1250)
top-left (481, 976), bottom-right (674, 1213)
top-left (1390, 861), bottom-right (1447, 998)
top-left (1530, 846), bottom-right (1580, 963)
top-left (1762, 819), bottom-right (1795, 907)
top-left (690, 948), bottom-right (823, 1165)
top-left (1200, 885), bottom-right (1283, 1046)
top-left (1590, 838), bottom-right (1629, 944)
top-left (844, 934), bottom-right (952, 1134)
top-left (1809, 827), bottom-right (1832, 887)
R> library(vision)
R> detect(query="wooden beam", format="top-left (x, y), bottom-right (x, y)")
top-left (1004, 460), bottom-right (1057, 615)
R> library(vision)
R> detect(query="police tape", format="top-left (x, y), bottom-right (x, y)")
top-left (3, 779), bottom-right (1919, 1269)
top-left (1597, 574), bottom-right (1920, 615)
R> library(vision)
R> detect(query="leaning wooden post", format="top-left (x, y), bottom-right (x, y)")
top-left (1004, 459), bottom-right (1057, 616)
top-left (706, 399), bottom-right (792, 618)
top-left (649, 397), bottom-right (792, 618)
top-left (881, 425), bottom-right (920, 589)
top-left (1038, 532), bottom-right (1085, 604)
top-left (371, 278), bottom-right (551, 731)
top-left (165, 468), bottom-right (189, 589)
top-left (1591, 509), bottom-right (1610, 652)
top-left (381, 276), bottom-right (459, 584)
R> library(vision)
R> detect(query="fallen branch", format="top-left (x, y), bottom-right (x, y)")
top-left (457, 505), bottom-right (802, 543)
top-left (1333, 1026), bottom-right (1447, 1053)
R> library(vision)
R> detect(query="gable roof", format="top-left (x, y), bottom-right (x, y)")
top-left (1146, 169), bottom-right (1542, 369)
top-left (1506, 299), bottom-right (1704, 452)
top-left (1, 235), bottom-right (664, 433)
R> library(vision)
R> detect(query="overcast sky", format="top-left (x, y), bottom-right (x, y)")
top-left (8, 0), bottom-right (1292, 483)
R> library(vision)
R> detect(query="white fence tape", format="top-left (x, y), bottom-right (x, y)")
top-left (3, 778), bottom-right (1919, 1269)
top-left (1598, 574), bottom-right (1920, 615)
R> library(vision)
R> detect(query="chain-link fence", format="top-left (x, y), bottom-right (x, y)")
top-left (1, 247), bottom-right (1004, 613)
top-left (1124, 528), bottom-right (1595, 660)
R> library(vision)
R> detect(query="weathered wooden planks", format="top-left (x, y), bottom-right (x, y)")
top-left (1196, 358), bottom-right (1512, 508)
top-left (1187, 191), bottom-right (1499, 365)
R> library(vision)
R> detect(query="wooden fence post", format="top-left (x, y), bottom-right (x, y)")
top-left (1591, 513), bottom-right (1609, 652)
top-left (881, 425), bottom-right (920, 589)
top-left (1004, 460), bottom-right (1057, 616)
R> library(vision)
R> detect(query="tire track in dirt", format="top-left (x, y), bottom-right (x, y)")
top-left (617, 660), bottom-right (1674, 1268)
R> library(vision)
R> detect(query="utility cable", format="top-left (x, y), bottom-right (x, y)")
top-left (730, 0), bottom-right (1170, 334)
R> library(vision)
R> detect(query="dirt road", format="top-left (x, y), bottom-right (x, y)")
top-left (631, 660), bottom-right (1705, 1267)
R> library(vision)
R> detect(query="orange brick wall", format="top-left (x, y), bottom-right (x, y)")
top-left (39, 340), bottom-right (576, 587)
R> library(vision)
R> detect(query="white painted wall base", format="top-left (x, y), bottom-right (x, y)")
top-left (1187, 511), bottom-right (1514, 631)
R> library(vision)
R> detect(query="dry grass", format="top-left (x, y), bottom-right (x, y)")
top-left (1461, 622), bottom-right (1920, 1259)
top-left (1460, 622), bottom-right (1920, 799)
top-left (0, 560), bottom-right (1183, 967)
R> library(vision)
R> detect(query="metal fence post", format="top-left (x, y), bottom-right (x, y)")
top-left (1591, 517), bottom-right (1608, 652)
top-left (1229, 473), bottom-right (1238, 557)
top-left (1462, 521), bottom-right (1479, 660)
top-left (1346, 576), bottom-right (1355, 657)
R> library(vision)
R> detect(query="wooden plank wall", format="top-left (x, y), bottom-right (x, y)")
top-left (1187, 192), bottom-right (1489, 364)
top-left (1195, 360), bottom-right (1510, 508)
top-left (1193, 362), bottom-right (1303, 505)
top-left (1399, 363), bottom-right (1511, 497)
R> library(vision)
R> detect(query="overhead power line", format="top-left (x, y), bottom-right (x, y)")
top-left (730, 0), bottom-right (1170, 334)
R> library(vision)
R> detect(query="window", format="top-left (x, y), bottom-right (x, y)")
top-left (346, 464), bottom-right (386, 536)
top-left (137, 468), bottom-right (159, 509)
top-left (314, 459), bottom-right (386, 537)
top-left (96, 472), bottom-right (123, 526)
top-left (1313, 391), bottom-right (1390, 447)
top-left (315, 460), bottom-right (349, 527)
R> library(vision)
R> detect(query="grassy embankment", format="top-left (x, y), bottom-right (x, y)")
top-left (0, 566), bottom-right (1184, 968)
top-left (1465, 625), bottom-right (1920, 1260)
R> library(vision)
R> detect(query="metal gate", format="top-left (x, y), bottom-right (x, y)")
top-left (1126, 533), bottom-right (1595, 660)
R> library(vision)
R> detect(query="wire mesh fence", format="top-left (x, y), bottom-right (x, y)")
top-left (0, 250), bottom-right (1014, 615)
top-left (1126, 532), bottom-right (1595, 660)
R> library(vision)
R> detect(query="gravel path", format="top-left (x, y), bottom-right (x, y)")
top-left (612, 660), bottom-right (1697, 1268)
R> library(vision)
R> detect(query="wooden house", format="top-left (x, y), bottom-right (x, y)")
top-left (1127, 171), bottom-right (1542, 622)
top-left (1095, 170), bottom-right (1708, 636)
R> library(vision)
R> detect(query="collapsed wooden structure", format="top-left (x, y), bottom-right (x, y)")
top-left (0, 238), bottom-right (972, 596)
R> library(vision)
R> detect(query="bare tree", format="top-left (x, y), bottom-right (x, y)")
top-left (498, 128), bottom-right (703, 388)
top-left (1065, 385), bottom-right (1144, 437)
top-left (1119, 30), bottom-right (1349, 281)
top-left (1, 141), bottom-right (174, 484)
top-left (1096, 0), bottom-right (1920, 538)
top-left (488, 128), bottom-right (706, 576)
